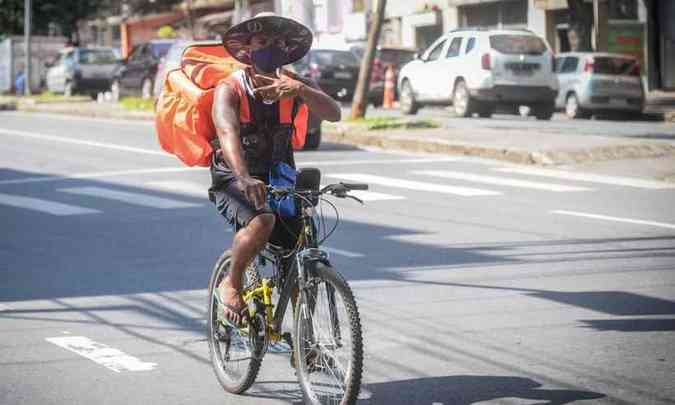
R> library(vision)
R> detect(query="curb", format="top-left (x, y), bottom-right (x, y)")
top-left (16, 104), bottom-right (154, 121)
top-left (323, 125), bottom-right (675, 166)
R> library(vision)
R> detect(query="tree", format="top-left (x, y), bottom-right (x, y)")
top-left (567, 0), bottom-right (593, 51)
top-left (351, 0), bottom-right (387, 119)
top-left (0, 0), bottom-right (25, 38)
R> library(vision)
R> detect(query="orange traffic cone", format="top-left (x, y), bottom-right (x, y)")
top-left (383, 65), bottom-right (395, 109)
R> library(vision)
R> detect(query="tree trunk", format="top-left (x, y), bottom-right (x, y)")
top-left (350, 0), bottom-right (387, 119)
top-left (567, 0), bottom-right (593, 51)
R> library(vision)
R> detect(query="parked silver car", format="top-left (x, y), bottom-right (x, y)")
top-left (46, 47), bottom-right (118, 98)
top-left (555, 52), bottom-right (644, 119)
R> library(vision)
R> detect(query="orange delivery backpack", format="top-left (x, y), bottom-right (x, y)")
top-left (155, 43), bottom-right (309, 167)
top-left (155, 43), bottom-right (244, 167)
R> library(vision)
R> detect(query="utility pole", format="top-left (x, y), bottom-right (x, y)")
top-left (24, 0), bottom-right (32, 96)
top-left (351, 0), bottom-right (386, 119)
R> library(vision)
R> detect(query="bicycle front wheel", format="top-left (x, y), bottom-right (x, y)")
top-left (207, 250), bottom-right (262, 394)
top-left (294, 262), bottom-right (363, 405)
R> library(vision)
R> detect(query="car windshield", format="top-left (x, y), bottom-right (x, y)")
top-left (78, 49), bottom-right (117, 64)
top-left (379, 49), bottom-right (416, 66)
top-left (490, 34), bottom-right (547, 55)
top-left (313, 51), bottom-right (359, 67)
top-left (591, 57), bottom-right (638, 75)
top-left (151, 42), bottom-right (173, 59)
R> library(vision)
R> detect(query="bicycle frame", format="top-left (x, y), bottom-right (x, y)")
top-left (240, 198), bottom-right (330, 344)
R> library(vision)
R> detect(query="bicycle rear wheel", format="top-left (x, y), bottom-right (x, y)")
top-left (294, 262), bottom-right (363, 405)
top-left (207, 250), bottom-right (263, 394)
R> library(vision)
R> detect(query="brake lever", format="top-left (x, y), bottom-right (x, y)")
top-left (346, 194), bottom-right (364, 205)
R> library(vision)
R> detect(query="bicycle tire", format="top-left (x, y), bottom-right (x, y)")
top-left (207, 250), bottom-right (263, 394)
top-left (294, 262), bottom-right (363, 405)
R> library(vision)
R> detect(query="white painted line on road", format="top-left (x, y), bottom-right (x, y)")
top-left (60, 187), bottom-right (201, 209)
top-left (0, 167), bottom-right (205, 186)
top-left (551, 210), bottom-right (675, 230)
top-left (319, 184), bottom-right (404, 202)
top-left (146, 181), bottom-right (209, 198)
top-left (0, 192), bottom-right (101, 216)
top-left (349, 189), bottom-right (406, 201)
top-left (297, 157), bottom-right (461, 166)
top-left (414, 170), bottom-right (592, 192)
top-left (0, 128), bottom-right (172, 157)
top-left (0, 303), bottom-right (10, 311)
top-left (324, 247), bottom-right (365, 258)
top-left (326, 174), bottom-right (501, 196)
top-left (46, 336), bottom-right (157, 373)
top-left (495, 167), bottom-right (675, 189)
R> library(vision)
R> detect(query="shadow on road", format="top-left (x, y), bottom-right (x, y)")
top-left (364, 375), bottom-right (604, 405)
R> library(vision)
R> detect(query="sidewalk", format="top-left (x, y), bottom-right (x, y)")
top-left (646, 90), bottom-right (675, 122)
top-left (2, 97), bottom-right (674, 182)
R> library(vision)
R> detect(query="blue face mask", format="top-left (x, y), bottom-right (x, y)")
top-left (251, 45), bottom-right (288, 73)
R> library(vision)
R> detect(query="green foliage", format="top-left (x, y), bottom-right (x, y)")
top-left (347, 116), bottom-right (439, 131)
top-left (157, 25), bottom-right (177, 39)
top-left (120, 96), bottom-right (155, 112)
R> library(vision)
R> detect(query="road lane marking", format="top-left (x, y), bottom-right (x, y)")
top-left (0, 128), bottom-right (172, 157)
top-left (0, 192), bottom-right (101, 216)
top-left (326, 173), bottom-right (501, 196)
top-left (46, 336), bottom-right (157, 373)
top-left (297, 157), bottom-right (461, 166)
top-left (0, 303), bottom-right (10, 311)
top-left (494, 167), bottom-right (675, 189)
top-left (145, 181), bottom-right (209, 198)
top-left (0, 157), bottom-right (460, 187)
top-left (60, 187), bottom-right (200, 209)
top-left (319, 184), bottom-right (404, 202)
top-left (551, 210), bottom-right (675, 230)
top-left (324, 247), bottom-right (365, 258)
top-left (0, 167), bottom-right (205, 186)
top-left (414, 170), bottom-right (592, 192)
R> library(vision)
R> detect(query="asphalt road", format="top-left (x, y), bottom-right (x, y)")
top-left (1, 111), bottom-right (674, 405)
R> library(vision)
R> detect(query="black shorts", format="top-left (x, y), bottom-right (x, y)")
top-left (210, 180), bottom-right (303, 249)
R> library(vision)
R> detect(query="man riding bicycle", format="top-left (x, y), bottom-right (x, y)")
top-left (210, 13), bottom-right (341, 326)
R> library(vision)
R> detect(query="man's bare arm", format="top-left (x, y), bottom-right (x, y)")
top-left (254, 71), bottom-right (342, 122)
top-left (212, 82), bottom-right (266, 209)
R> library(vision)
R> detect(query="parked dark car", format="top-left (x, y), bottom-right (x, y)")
top-left (351, 46), bottom-right (417, 105)
top-left (293, 49), bottom-right (360, 101)
top-left (45, 47), bottom-right (118, 98)
top-left (111, 39), bottom-right (174, 100)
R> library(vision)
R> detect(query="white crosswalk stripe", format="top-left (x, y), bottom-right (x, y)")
top-left (414, 170), bottom-right (592, 192)
top-left (59, 187), bottom-right (201, 209)
top-left (551, 210), bottom-right (675, 229)
top-left (494, 167), bottom-right (675, 189)
top-left (46, 336), bottom-right (157, 373)
top-left (323, 247), bottom-right (365, 258)
top-left (326, 173), bottom-right (501, 196)
top-left (145, 181), bottom-right (210, 199)
top-left (0, 192), bottom-right (101, 216)
top-left (320, 184), bottom-right (405, 201)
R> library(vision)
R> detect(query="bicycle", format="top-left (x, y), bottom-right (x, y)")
top-left (207, 168), bottom-right (368, 405)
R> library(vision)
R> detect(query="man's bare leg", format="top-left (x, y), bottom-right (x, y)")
top-left (219, 213), bottom-right (275, 324)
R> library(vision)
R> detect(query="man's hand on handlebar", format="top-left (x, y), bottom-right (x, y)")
top-left (237, 175), bottom-right (267, 210)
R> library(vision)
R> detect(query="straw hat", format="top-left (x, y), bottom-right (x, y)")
top-left (223, 12), bottom-right (313, 66)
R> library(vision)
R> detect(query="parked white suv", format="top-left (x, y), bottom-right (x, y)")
top-left (398, 28), bottom-right (559, 119)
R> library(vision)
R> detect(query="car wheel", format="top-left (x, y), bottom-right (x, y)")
top-left (141, 78), bottom-right (153, 100)
top-left (565, 93), bottom-right (589, 119)
top-left (534, 102), bottom-right (555, 120)
top-left (399, 80), bottom-right (419, 115)
top-left (111, 79), bottom-right (121, 102)
top-left (64, 81), bottom-right (73, 97)
top-left (453, 80), bottom-right (474, 118)
top-left (303, 126), bottom-right (322, 151)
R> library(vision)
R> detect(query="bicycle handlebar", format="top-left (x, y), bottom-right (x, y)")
top-left (267, 182), bottom-right (369, 200)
